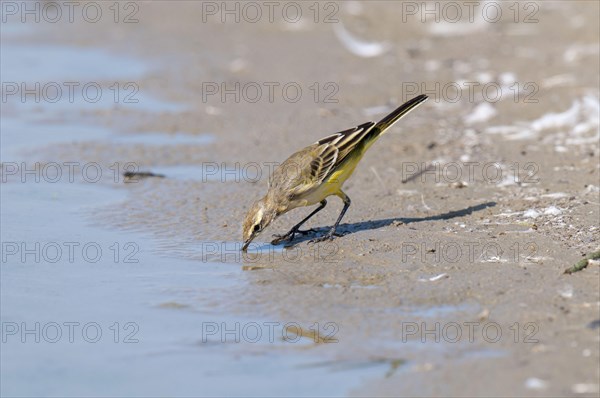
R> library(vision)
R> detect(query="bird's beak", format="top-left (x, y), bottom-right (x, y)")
top-left (241, 239), bottom-right (251, 251)
top-left (241, 233), bottom-right (256, 251)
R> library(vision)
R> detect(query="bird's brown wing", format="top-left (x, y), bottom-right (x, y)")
top-left (273, 121), bottom-right (375, 200)
top-left (311, 121), bottom-right (375, 182)
top-left (266, 96), bottom-right (428, 209)
top-left (310, 143), bottom-right (338, 183)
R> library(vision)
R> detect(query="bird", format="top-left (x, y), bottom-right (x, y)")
top-left (241, 94), bottom-right (428, 251)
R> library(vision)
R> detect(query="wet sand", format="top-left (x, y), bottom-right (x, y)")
top-left (2, 1), bottom-right (599, 396)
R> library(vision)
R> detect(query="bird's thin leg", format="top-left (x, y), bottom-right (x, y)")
top-left (271, 200), bottom-right (327, 245)
top-left (309, 192), bottom-right (351, 243)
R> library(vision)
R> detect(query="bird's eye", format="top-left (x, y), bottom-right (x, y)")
top-left (253, 224), bottom-right (261, 232)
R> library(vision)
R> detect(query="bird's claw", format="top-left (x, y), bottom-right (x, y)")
top-left (271, 228), bottom-right (317, 245)
top-left (308, 236), bottom-right (330, 244)
top-left (308, 231), bottom-right (344, 244)
top-left (271, 233), bottom-right (293, 245)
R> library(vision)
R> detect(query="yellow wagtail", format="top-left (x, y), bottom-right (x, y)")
top-left (242, 94), bottom-right (428, 251)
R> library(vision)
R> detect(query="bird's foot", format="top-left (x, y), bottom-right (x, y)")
top-left (271, 233), bottom-right (294, 245)
top-left (308, 231), bottom-right (345, 244)
top-left (271, 228), bottom-right (317, 245)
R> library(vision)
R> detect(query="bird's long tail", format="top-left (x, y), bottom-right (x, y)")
top-left (370, 94), bottom-right (428, 138)
top-left (359, 94), bottom-right (428, 153)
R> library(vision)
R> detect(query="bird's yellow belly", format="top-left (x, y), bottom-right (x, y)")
top-left (301, 155), bottom-right (362, 206)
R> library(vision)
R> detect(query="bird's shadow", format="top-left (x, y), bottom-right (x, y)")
top-left (281, 201), bottom-right (497, 247)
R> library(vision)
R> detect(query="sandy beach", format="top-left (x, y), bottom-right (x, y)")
top-left (1, 1), bottom-right (599, 396)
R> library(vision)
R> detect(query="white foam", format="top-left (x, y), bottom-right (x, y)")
top-left (541, 192), bottom-right (569, 199)
top-left (542, 74), bottom-right (575, 88)
top-left (499, 72), bottom-right (517, 85)
top-left (530, 101), bottom-right (580, 131)
top-left (484, 95), bottom-right (600, 143)
top-left (572, 384), bottom-right (600, 394)
top-left (477, 72), bottom-right (494, 84)
top-left (494, 211), bottom-right (522, 217)
top-left (585, 185), bottom-right (600, 193)
top-left (544, 206), bottom-right (563, 216)
top-left (523, 209), bottom-right (541, 218)
top-left (464, 102), bottom-right (497, 124)
top-left (564, 44), bottom-right (599, 63)
top-left (555, 145), bottom-right (568, 153)
top-left (525, 378), bottom-right (548, 390)
top-left (418, 273), bottom-right (449, 282)
top-left (558, 284), bottom-right (573, 298)
top-left (333, 23), bottom-right (390, 58)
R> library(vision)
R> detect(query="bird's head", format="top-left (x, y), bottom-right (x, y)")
top-left (242, 197), bottom-right (277, 251)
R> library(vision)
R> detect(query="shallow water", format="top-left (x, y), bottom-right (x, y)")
top-left (1, 21), bottom-right (507, 397)
top-left (0, 23), bottom-right (406, 397)
top-left (0, 175), bottom-right (389, 396)
top-left (2, 180), bottom-right (397, 396)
